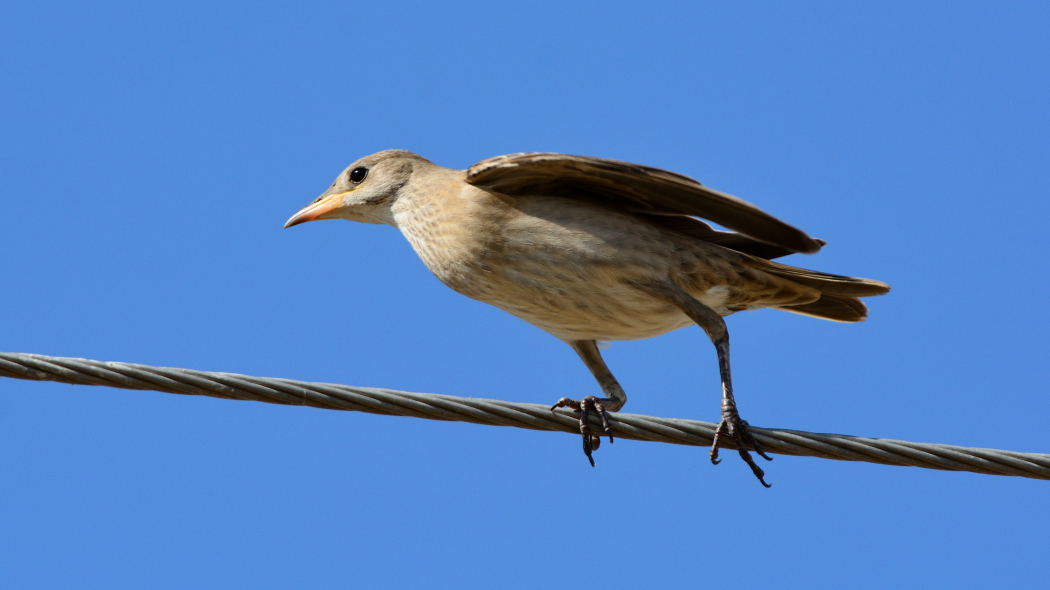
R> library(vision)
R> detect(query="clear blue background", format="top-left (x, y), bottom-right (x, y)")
top-left (2, 2), bottom-right (1048, 587)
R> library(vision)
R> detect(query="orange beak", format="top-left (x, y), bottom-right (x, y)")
top-left (284, 192), bottom-right (347, 228)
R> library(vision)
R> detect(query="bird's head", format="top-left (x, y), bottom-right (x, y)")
top-left (284, 150), bottom-right (430, 228)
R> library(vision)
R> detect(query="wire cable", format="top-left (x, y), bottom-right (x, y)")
top-left (1, 352), bottom-right (1047, 480)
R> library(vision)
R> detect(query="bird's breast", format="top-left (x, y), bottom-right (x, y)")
top-left (393, 190), bottom-right (707, 340)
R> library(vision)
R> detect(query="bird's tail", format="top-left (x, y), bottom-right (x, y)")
top-left (777, 293), bottom-right (869, 322)
top-left (763, 261), bottom-right (890, 323)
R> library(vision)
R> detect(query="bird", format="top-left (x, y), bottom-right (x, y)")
top-left (284, 150), bottom-right (890, 486)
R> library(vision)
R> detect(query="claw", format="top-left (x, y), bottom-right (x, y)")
top-left (591, 399), bottom-right (613, 444)
top-left (740, 419), bottom-right (773, 462)
top-left (737, 446), bottom-right (772, 488)
top-left (551, 397), bottom-right (581, 412)
top-left (711, 407), bottom-right (772, 487)
top-left (552, 395), bottom-right (616, 466)
top-left (710, 420), bottom-right (727, 465)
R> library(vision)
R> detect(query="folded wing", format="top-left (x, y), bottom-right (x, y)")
top-left (466, 152), bottom-right (825, 255)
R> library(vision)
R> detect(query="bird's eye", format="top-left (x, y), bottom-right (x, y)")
top-left (350, 167), bottom-right (368, 183)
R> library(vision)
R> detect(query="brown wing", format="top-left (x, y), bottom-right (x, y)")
top-left (466, 152), bottom-right (824, 255)
top-left (636, 214), bottom-right (827, 260)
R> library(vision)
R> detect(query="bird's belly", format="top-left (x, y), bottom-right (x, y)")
top-left (436, 259), bottom-right (698, 341)
top-left (496, 291), bottom-right (695, 341)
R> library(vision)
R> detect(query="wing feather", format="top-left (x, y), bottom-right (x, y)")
top-left (467, 152), bottom-right (824, 254)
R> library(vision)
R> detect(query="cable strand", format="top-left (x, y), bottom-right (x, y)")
top-left (1, 352), bottom-right (1047, 480)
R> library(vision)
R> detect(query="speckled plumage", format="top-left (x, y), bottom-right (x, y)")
top-left (285, 149), bottom-right (890, 483)
top-left (393, 169), bottom-right (821, 341)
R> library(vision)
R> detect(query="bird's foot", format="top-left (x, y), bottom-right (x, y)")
top-left (550, 395), bottom-right (613, 467)
top-left (710, 401), bottom-right (773, 487)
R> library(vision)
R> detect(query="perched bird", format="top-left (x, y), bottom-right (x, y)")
top-left (285, 150), bottom-right (889, 486)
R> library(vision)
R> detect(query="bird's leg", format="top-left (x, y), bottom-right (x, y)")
top-left (707, 332), bottom-right (772, 487)
top-left (639, 281), bottom-right (773, 487)
top-left (551, 339), bottom-right (626, 467)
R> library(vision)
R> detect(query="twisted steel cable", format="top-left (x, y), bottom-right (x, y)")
top-left (1, 352), bottom-right (1048, 480)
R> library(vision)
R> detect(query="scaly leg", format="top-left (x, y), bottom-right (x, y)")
top-left (639, 281), bottom-right (773, 487)
top-left (551, 339), bottom-right (626, 466)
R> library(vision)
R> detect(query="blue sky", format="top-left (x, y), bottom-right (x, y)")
top-left (2, 1), bottom-right (1048, 587)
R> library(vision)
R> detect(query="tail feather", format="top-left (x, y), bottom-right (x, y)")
top-left (763, 261), bottom-right (890, 297)
top-left (778, 294), bottom-right (870, 323)
top-left (757, 257), bottom-right (888, 322)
